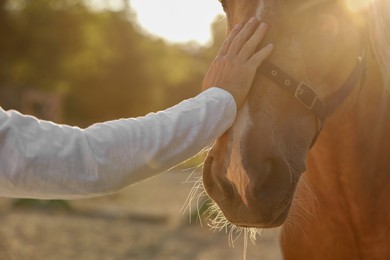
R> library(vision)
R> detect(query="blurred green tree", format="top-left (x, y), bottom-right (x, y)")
top-left (0, 0), bottom-right (227, 126)
top-left (0, 0), bottom-right (228, 209)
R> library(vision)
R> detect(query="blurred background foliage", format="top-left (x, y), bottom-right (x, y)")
top-left (0, 0), bottom-right (227, 126)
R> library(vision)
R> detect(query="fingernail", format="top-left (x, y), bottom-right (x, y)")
top-left (259, 23), bottom-right (268, 30)
top-left (266, 43), bottom-right (274, 50)
top-left (234, 24), bottom-right (242, 29)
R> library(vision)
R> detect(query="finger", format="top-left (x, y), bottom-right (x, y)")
top-left (217, 24), bottom-right (243, 57)
top-left (239, 23), bottom-right (268, 61)
top-left (227, 17), bottom-right (259, 56)
top-left (248, 43), bottom-right (274, 66)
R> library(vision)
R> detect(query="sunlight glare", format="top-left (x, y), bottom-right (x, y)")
top-left (131, 0), bottom-right (224, 45)
top-left (345, 0), bottom-right (374, 13)
top-left (87, 0), bottom-right (125, 11)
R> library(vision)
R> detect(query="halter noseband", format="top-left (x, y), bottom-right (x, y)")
top-left (259, 53), bottom-right (367, 147)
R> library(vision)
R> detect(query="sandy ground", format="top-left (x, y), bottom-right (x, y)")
top-left (0, 170), bottom-right (283, 260)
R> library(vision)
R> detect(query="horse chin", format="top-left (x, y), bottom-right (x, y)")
top-left (237, 209), bottom-right (290, 228)
top-left (263, 200), bottom-right (292, 228)
top-left (226, 192), bottom-right (294, 228)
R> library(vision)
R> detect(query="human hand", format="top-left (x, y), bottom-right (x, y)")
top-left (202, 17), bottom-right (273, 109)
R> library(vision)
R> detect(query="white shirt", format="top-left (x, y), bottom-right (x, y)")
top-left (0, 87), bottom-right (236, 199)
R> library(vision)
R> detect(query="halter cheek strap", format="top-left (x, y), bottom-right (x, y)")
top-left (259, 54), bottom-right (367, 147)
top-left (259, 61), bottom-right (328, 120)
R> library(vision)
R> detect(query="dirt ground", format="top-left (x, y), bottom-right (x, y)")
top-left (0, 170), bottom-right (283, 260)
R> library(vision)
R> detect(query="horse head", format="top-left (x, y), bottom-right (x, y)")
top-left (203, 0), bottom-right (371, 228)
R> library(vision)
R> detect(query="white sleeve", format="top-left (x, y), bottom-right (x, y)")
top-left (0, 87), bottom-right (236, 199)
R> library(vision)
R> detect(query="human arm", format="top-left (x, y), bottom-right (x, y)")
top-left (0, 18), bottom-right (273, 199)
top-left (0, 88), bottom-right (235, 199)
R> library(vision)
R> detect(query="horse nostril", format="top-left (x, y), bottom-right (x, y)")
top-left (249, 157), bottom-right (292, 208)
top-left (203, 154), bottom-right (236, 203)
top-left (263, 158), bottom-right (276, 178)
top-left (202, 155), bottom-right (214, 190)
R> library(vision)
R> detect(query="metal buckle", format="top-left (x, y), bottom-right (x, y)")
top-left (295, 82), bottom-right (318, 110)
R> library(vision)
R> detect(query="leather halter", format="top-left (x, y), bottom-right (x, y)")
top-left (259, 54), bottom-right (367, 146)
top-left (217, 0), bottom-right (367, 145)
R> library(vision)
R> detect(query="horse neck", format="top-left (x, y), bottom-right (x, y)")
top-left (310, 54), bottom-right (390, 171)
top-left (305, 55), bottom-right (390, 211)
top-left (300, 57), bottom-right (390, 247)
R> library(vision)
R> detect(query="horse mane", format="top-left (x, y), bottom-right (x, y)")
top-left (368, 0), bottom-right (390, 88)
